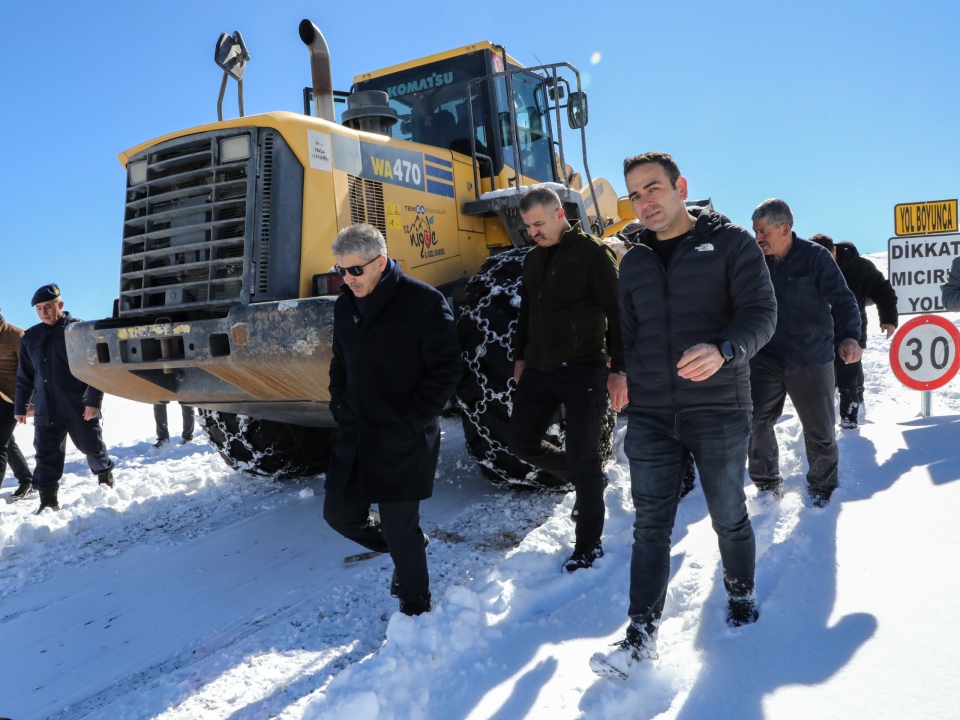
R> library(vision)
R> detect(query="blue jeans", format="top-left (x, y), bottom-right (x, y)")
top-left (625, 409), bottom-right (755, 634)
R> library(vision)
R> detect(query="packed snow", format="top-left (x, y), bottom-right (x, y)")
top-left (2, 254), bottom-right (959, 719)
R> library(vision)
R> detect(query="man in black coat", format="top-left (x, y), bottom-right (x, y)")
top-left (14, 284), bottom-right (115, 513)
top-left (509, 185), bottom-right (627, 574)
top-left (591, 152), bottom-right (777, 679)
top-left (810, 234), bottom-right (898, 428)
top-left (750, 202), bottom-right (861, 507)
top-left (323, 224), bottom-right (462, 616)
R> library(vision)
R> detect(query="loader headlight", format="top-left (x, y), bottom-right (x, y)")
top-left (220, 135), bottom-right (250, 162)
top-left (127, 159), bottom-right (147, 185)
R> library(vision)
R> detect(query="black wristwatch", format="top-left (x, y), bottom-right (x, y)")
top-left (717, 340), bottom-right (735, 363)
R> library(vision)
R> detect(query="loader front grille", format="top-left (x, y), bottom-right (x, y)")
top-left (118, 130), bottom-right (260, 316)
top-left (347, 175), bottom-right (387, 237)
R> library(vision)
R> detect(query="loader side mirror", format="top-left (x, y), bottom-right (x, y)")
top-left (215, 31), bottom-right (250, 81)
top-left (567, 91), bottom-right (588, 129)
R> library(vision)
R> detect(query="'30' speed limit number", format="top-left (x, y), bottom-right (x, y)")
top-left (890, 315), bottom-right (960, 390)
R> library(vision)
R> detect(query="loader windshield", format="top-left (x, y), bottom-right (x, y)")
top-left (495, 70), bottom-right (554, 182)
top-left (355, 53), bottom-right (492, 156)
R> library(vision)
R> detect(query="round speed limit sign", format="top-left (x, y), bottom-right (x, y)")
top-left (890, 315), bottom-right (960, 390)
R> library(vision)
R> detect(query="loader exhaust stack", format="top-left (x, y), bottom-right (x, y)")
top-left (299, 19), bottom-right (335, 122)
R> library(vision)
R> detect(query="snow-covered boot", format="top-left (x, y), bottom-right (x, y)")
top-left (562, 540), bottom-right (603, 573)
top-left (590, 624), bottom-right (658, 679)
top-left (10, 482), bottom-right (35, 502)
top-left (36, 489), bottom-right (60, 514)
top-left (727, 596), bottom-right (759, 627)
top-left (399, 592), bottom-right (431, 616)
top-left (98, 470), bottom-right (115, 488)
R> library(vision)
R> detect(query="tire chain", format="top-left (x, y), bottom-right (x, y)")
top-left (197, 410), bottom-right (284, 478)
top-left (455, 248), bottom-right (561, 487)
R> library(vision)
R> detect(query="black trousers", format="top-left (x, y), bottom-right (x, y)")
top-left (323, 466), bottom-right (428, 605)
top-left (32, 414), bottom-right (115, 492)
top-left (154, 402), bottom-right (195, 441)
top-left (749, 355), bottom-right (838, 495)
top-left (1, 399), bottom-right (33, 485)
top-left (508, 362), bottom-right (609, 549)
top-left (834, 358), bottom-right (864, 423)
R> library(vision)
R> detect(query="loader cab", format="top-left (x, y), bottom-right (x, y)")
top-left (351, 44), bottom-right (559, 185)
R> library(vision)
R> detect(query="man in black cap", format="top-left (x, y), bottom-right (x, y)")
top-left (14, 284), bottom-right (115, 513)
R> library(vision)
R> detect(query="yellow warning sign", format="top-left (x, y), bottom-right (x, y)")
top-left (894, 199), bottom-right (958, 236)
top-left (386, 202), bottom-right (402, 230)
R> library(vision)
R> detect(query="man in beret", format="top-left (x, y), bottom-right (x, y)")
top-left (14, 284), bottom-right (115, 513)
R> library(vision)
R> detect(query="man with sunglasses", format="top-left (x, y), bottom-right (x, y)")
top-left (323, 223), bottom-right (462, 617)
top-left (509, 185), bottom-right (627, 573)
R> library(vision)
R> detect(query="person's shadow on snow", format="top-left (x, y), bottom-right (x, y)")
top-left (672, 504), bottom-right (876, 720)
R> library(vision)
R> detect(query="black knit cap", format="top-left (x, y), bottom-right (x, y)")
top-left (31, 283), bottom-right (61, 306)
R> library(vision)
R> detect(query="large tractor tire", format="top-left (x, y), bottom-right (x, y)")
top-left (198, 410), bottom-right (334, 479)
top-left (455, 248), bottom-right (616, 490)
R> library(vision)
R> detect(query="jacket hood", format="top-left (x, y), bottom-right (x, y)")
top-left (834, 241), bottom-right (861, 266)
top-left (627, 206), bottom-right (733, 246)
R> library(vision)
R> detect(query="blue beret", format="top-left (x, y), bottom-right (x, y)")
top-left (31, 283), bottom-right (61, 306)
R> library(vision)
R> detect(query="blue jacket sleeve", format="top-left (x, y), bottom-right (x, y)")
top-left (14, 340), bottom-right (34, 415)
top-left (817, 251), bottom-right (861, 343)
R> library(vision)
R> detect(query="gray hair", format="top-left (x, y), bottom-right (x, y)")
top-left (751, 198), bottom-right (794, 228)
top-left (519, 185), bottom-right (562, 214)
top-left (331, 223), bottom-right (388, 259)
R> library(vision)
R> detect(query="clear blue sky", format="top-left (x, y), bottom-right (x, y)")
top-left (2, 0), bottom-right (957, 330)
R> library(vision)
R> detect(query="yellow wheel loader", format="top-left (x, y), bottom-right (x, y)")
top-left (65, 20), bottom-right (634, 486)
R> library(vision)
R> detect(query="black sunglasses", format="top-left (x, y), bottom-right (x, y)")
top-left (334, 255), bottom-right (381, 277)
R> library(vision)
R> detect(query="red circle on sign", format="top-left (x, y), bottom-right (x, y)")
top-left (889, 315), bottom-right (960, 390)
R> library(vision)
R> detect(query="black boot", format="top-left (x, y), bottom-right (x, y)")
top-left (11, 482), bottom-right (35, 502)
top-left (727, 597), bottom-right (759, 627)
top-left (563, 540), bottom-right (604, 573)
top-left (98, 470), bottom-right (115, 488)
top-left (36, 489), bottom-right (60, 514)
top-left (399, 592), bottom-right (432, 616)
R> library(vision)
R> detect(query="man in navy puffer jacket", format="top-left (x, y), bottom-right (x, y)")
top-left (591, 152), bottom-right (777, 679)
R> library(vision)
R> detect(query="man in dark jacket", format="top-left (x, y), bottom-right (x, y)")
top-left (323, 224), bottom-right (462, 617)
top-left (591, 152), bottom-right (777, 679)
top-left (941, 256), bottom-right (960, 311)
top-left (1, 310), bottom-right (34, 499)
top-left (810, 235), bottom-right (898, 427)
top-left (14, 284), bottom-right (115, 513)
top-left (750, 201), bottom-right (861, 507)
top-left (508, 185), bottom-right (627, 573)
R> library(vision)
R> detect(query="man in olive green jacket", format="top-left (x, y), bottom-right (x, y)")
top-left (509, 185), bottom-right (627, 572)
top-left (0, 310), bottom-right (34, 499)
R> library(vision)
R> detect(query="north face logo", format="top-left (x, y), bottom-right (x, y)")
top-left (694, 243), bottom-right (714, 252)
